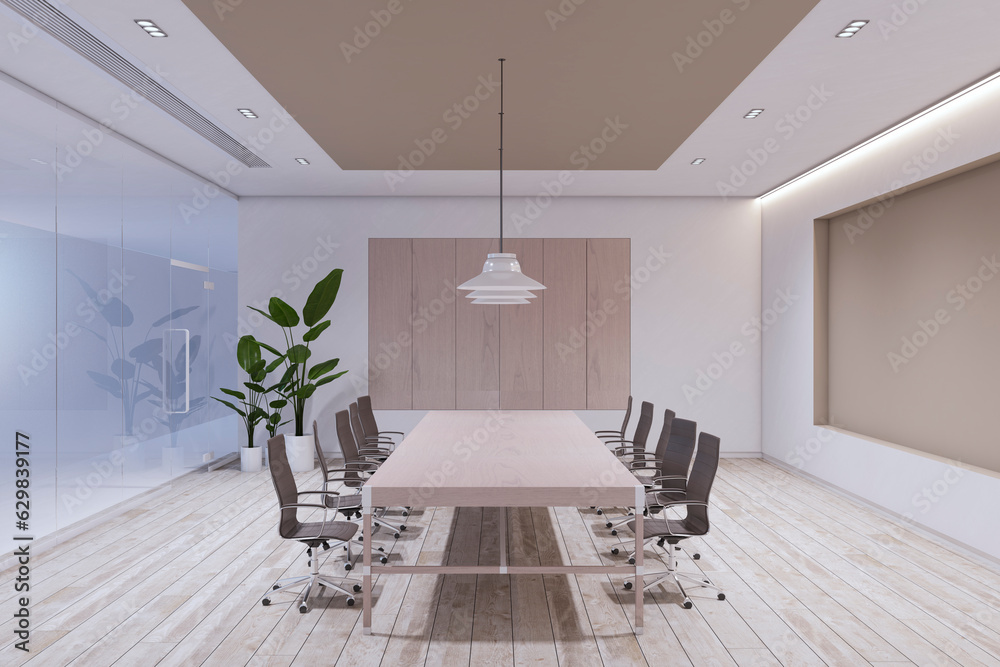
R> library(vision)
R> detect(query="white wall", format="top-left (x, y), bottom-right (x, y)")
top-left (761, 77), bottom-right (1000, 560)
top-left (239, 196), bottom-right (761, 457)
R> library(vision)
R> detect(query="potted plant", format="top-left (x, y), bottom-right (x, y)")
top-left (213, 335), bottom-right (285, 472)
top-left (250, 268), bottom-right (348, 471)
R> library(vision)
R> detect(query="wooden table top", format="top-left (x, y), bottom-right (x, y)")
top-left (363, 410), bottom-right (643, 508)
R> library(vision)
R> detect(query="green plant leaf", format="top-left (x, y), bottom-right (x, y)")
top-left (294, 383), bottom-right (317, 400)
top-left (245, 382), bottom-right (266, 393)
top-left (212, 396), bottom-right (246, 417)
top-left (278, 363), bottom-right (298, 387)
top-left (286, 344), bottom-right (311, 364)
top-left (303, 269), bottom-right (343, 327)
top-left (269, 399), bottom-right (287, 409)
top-left (302, 320), bottom-right (331, 342)
top-left (220, 387), bottom-right (247, 400)
top-left (247, 306), bottom-right (275, 324)
top-left (308, 358), bottom-right (340, 380)
top-left (151, 305), bottom-right (199, 328)
top-left (314, 370), bottom-right (347, 387)
top-left (265, 357), bottom-right (285, 374)
top-left (257, 340), bottom-right (282, 357)
top-left (267, 297), bottom-right (299, 328)
top-left (236, 335), bottom-right (262, 373)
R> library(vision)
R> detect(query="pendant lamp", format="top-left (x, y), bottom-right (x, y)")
top-left (457, 58), bottom-right (545, 304)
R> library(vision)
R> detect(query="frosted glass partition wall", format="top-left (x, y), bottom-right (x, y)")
top-left (0, 79), bottom-right (238, 552)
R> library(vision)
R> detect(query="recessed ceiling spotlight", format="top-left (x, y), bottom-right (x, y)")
top-left (237, 108), bottom-right (258, 119)
top-left (744, 108), bottom-right (764, 119)
top-left (836, 19), bottom-right (868, 38)
top-left (134, 19), bottom-right (167, 37)
top-left (295, 158), bottom-right (310, 165)
top-left (691, 158), bottom-right (706, 165)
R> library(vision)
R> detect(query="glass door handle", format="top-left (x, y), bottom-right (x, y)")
top-left (164, 328), bottom-right (190, 414)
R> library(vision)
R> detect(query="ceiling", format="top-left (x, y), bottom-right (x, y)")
top-left (179, 0), bottom-right (820, 171)
top-left (0, 0), bottom-right (999, 197)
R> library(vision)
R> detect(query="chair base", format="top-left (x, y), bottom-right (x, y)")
top-left (620, 538), bottom-right (724, 608)
top-left (262, 544), bottom-right (360, 612)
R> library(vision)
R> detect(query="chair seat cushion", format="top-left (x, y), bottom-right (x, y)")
top-left (289, 520), bottom-right (358, 543)
top-left (626, 517), bottom-right (689, 538)
top-left (323, 493), bottom-right (363, 510)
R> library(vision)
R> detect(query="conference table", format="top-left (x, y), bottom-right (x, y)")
top-left (360, 410), bottom-right (647, 634)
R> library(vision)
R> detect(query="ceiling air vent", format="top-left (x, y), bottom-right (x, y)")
top-left (1, 0), bottom-right (271, 168)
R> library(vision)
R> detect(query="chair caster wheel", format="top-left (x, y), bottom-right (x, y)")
top-left (718, 593), bottom-right (726, 601)
top-left (377, 546), bottom-right (385, 552)
top-left (399, 525), bottom-right (406, 531)
top-left (611, 548), bottom-right (619, 555)
top-left (693, 553), bottom-right (701, 560)
top-left (590, 506), bottom-right (596, 509)
top-left (683, 600), bottom-right (692, 609)
top-left (345, 563), bottom-right (353, 571)
top-left (611, 529), bottom-right (618, 536)
top-left (299, 605), bottom-right (308, 614)
top-left (596, 509), bottom-right (603, 515)
top-left (628, 557), bottom-right (635, 565)
top-left (358, 536), bottom-right (364, 542)
top-left (380, 556), bottom-right (388, 564)
top-left (273, 584), bottom-right (280, 590)
top-left (347, 598), bottom-right (356, 607)
top-left (262, 598), bottom-right (271, 606)
top-left (393, 532), bottom-right (400, 539)
top-left (623, 581), bottom-right (633, 590)
top-left (353, 584), bottom-right (362, 592)
top-left (605, 522), bottom-right (613, 529)
top-left (402, 511), bottom-right (409, 517)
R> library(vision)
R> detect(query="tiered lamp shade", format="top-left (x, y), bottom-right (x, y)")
top-left (457, 253), bottom-right (546, 303)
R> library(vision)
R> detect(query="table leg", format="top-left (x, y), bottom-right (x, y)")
top-left (634, 488), bottom-right (644, 634)
top-left (363, 508), bottom-right (372, 634)
top-left (499, 507), bottom-right (507, 573)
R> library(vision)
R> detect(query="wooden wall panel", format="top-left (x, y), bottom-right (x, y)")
top-left (455, 238), bottom-right (500, 409)
top-left (586, 239), bottom-right (631, 409)
top-left (368, 239), bottom-right (412, 409)
top-left (412, 239), bottom-right (456, 409)
top-left (542, 238), bottom-right (588, 409)
top-left (500, 238), bottom-right (544, 409)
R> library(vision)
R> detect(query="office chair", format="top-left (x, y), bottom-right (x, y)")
top-left (336, 409), bottom-right (407, 536)
top-left (312, 420), bottom-right (389, 564)
top-left (261, 435), bottom-right (361, 613)
top-left (593, 400), bottom-right (653, 516)
top-left (618, 431), bottom-right (725, 608)
top-left (357, 395), bottom-right (405, 445)
top-left (350, 402), bottom-right (394, 459)
top-left (595, 394), bottom-right (632, 442)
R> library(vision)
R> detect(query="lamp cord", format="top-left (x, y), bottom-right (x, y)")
top-left (499, 57), bottom-right (504, 254)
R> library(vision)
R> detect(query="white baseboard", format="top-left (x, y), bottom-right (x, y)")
top-left (722, 451), bottom-right (763, 458)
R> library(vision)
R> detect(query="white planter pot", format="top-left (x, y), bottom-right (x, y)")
top-left (284, 434), bottom-right (315, 472)
top-left (241, 446), bottom-right (263, 473)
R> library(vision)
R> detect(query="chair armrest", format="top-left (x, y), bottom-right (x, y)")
top-left (595, 429), bottom-right (623, 435)
top-left (628, 459), bottom-right (661, 469)
top-left (652, 475), bottom-right (687, 483)
top-left (358, 447), bottom-right (391, 455)
top-left (377, 430), bottom-right (405, 437)
top-left (602, 439), bottom-right (634, 445)
top-left (280, 501), bottom-right (330, 511)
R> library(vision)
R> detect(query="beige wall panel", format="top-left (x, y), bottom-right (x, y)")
top-left (828, 159), bottom-right (1000, 473)
top-left (587, 239), bottom-right (631, 409)
top-left (368, 239), bottom-right (412, 409)
top-left (543, 239), bottom-right (588, 409)
top-left (456, 238), bottom-right (500, 409)
top-left (500, 239), bottom-right (544, 409)
top-left (412, 239), bottom-right (457, 409)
